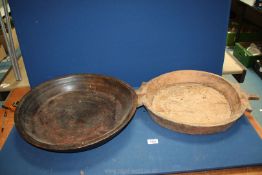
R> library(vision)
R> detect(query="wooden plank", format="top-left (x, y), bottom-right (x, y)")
top-left (0, 87), bottom-right (30, 150)
top-left (245, 111), bottom-right (262, 139)
top-left (170, 166), bottom-right (262, 175)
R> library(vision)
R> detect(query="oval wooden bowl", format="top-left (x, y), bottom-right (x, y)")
top-left (137, 70), bottom-right (249, 134)
top-left (15, 74), bottom-right (137, 151)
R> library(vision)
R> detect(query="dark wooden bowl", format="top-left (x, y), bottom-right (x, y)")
top-left (15, 74), bottom-right (137, 152)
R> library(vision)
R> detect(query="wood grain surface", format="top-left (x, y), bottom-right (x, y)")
top-left (0, 87), bottom-right (30, 149)
top-left (171, 166), bottom-right (262, 175)
top-left (245, 111), bottom-right (262, 139)
top-left (0, 45), bottom-right (6, 61)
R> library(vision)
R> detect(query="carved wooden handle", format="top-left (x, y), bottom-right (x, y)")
top-left (135, 82), bottom-right (148, 107)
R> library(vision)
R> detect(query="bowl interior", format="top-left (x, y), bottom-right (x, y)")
top-left (143, 70), bottom-right (243, 126)
top-left (15, 74), bottom-right (137, 150)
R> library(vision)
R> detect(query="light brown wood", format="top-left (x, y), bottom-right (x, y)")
top-left (245, 111), bottom-right (262, 139)
top-left (0, 28), bottom-right (19, 53)
top-left (0, 44), bottom-right (6, 61)
top-left (0, 27), bottom-right (30, 91)
top-left (12, 28), bottom-right (20, 50)
top-left (170, 166), bottom-right (262, 175)
top-left (138, 70), bottom-right (247, 134)
top-left (0, 57), bottom-right (30, 91)
top-left (0, 87), bottom-right (30, 150)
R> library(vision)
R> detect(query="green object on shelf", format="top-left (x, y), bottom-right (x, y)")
top-left (226, 32), bottom-right (262, 46)
top-left (226, 32), bottom-right (236, 46)
top-left (233, 42), bottom-right (262, 68)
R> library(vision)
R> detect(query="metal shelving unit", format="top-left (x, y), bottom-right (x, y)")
top-left (0, 0), bottom-right (21, 81)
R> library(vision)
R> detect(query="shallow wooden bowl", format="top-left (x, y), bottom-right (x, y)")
top-left (15, 74), bottom-right (137, 151)
top-left (137, 70), bottom-right (249, 134)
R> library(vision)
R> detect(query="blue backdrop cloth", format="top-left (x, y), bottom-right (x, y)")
top-left (9, 0), bottom-right (231, 87)
top-left (3, 1), bottom-right (255, 174)
top-left (0, 108), bottom-right (262, 175)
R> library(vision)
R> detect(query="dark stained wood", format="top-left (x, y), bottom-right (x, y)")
top-left (15, 74), bottom-right (137, 152)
